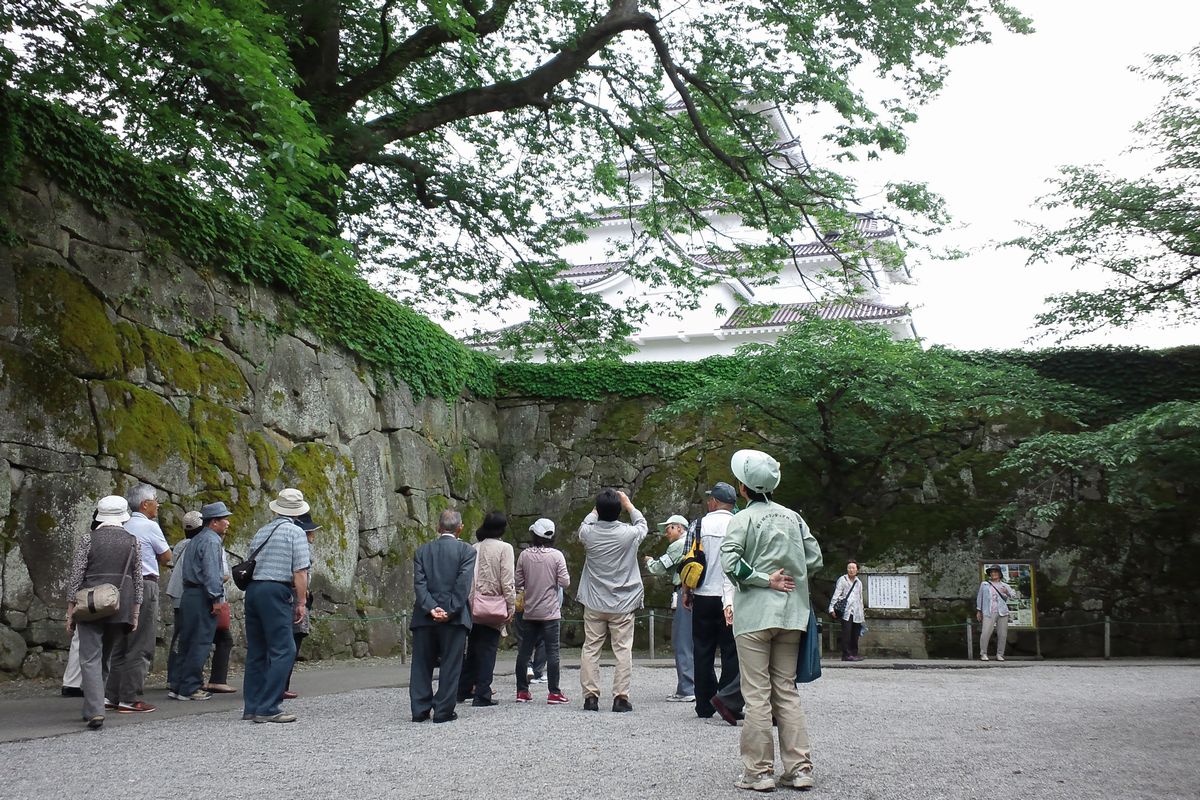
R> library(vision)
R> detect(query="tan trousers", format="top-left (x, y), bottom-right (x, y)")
top-left (735, 628), bottom-right (813, 779)
top-left (579, 608), bottom-right (635, 699)
top-left (981, 613), bottom-right (1009, 656)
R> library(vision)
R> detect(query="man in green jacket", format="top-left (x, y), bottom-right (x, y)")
top-left (720, 449), bottom-right (824, 793)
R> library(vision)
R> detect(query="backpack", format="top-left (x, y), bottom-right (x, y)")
top-left (677, 519), bottom-right (707, 590)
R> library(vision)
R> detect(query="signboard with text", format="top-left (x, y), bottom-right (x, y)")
top-left (866, 574), bottom-right (911, 609)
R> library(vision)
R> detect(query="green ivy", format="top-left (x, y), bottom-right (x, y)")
top-left (2, 91), bottom-right (495, 399)
top-left (496, 356), bottom-right (746, 400)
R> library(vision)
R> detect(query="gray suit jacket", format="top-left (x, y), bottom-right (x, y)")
top-left (411, 534), bottom-right (477, 629)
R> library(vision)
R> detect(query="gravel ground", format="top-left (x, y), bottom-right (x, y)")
top-left (4, 664), bottom-right (1197, 799)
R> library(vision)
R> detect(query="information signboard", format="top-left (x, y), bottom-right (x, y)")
top-left (866, 574), bottom-right (910, 609)
top-left (979, 561), bottom-right (1037, 629)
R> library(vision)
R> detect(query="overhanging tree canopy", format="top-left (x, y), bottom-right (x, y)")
top-left (3, 0), bottom-right (1030, 356)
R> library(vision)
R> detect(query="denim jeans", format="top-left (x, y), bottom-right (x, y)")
top-left (672, 588), bottom-right (695, 696)
top-left (516, 618), bottom-right (561, 693)
top-left (242, 581), bottom-right (296, 717)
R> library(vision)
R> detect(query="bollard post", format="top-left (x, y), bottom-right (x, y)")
top-left (401, 611), bottom-right (408, 664)
top-left (966, 618), bottom-right (974, 661)
top-left (648, 610), bottom-right (655, 660)
top-left (1104, 616), bottom-right (1111, 660)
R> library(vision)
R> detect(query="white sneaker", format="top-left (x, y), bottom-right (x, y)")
top-left (780, 771), bottom-right (815, 790)
top-left (980, 654), bottom-right (988, 661)
top-left (666, 693), bottom-right (696, 702)
top-left (996, 655), bottom-right (1005, 662)
top-left (735, 773), bottom-right (776, 792)
top-left (530, 676), bottom-right (548, 684)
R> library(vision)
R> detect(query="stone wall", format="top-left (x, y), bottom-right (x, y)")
top-left (0, 165), bottom-right (503, 677)
top-left (2, 162), bottom-right (1195, 679)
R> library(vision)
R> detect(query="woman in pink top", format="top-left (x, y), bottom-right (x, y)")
top-left (515, 519), bottom-right (571, 704)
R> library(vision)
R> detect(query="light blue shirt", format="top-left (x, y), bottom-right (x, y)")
top-left (125, 512), bottom-right (170, 577)
top-left (247, 517), bottom-right (310, 582)
top-left (182, 528), bottom-right (225, 601)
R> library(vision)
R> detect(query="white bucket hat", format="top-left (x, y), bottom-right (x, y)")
top-left (269, 487), bottom-right (310, 517)
top-left (529, 518), bottom-right (556, 540)
top-left (656, 514), bottom-right (688, 532)
top-left (94, 495), bottom-right (131, 525)
top-left (731, 449), bottom-right (781, 493)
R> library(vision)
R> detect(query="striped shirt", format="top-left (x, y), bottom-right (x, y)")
top-left (246, 517), bottom-right (310, 582)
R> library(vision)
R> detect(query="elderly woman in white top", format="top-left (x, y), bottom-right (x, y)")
top-left (976, 565), bottom-right (1020, 661)
top-left (829, 560), bottom-right (865, 662)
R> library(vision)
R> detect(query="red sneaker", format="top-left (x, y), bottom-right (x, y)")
top-left (116, 701), bottom-right (157, 713)
top-left (546, 692), bottom-right (570, 705)
top-left (516, 690), bottom-right (532, 703)
top-left (282, 691), bottom-right (299, 700)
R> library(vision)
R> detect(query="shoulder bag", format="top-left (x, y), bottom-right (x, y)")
top-left (469, 545), bottom-right (510, 626)
top-left (231, 521), bottom-right (286, 590)
top-left (832, 578), bottom-right (859, 618)
top-left (73, 535), bottom-right (136, 623)
top-left (796, 606), bottom-right (823, 684)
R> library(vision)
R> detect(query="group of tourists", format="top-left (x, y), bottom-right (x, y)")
top-left (408, 448), bottom-right (825, 792)
top-left (64, 485), bottom-right (318, 728)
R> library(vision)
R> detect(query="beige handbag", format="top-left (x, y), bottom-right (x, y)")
top-left (73, 539), bottom-right (135, 622)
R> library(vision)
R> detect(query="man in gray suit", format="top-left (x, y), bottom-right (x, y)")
top-left (410, 509), bottom-right (477, 723)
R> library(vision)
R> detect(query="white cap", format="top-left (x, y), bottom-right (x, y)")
top-left (182, 511), bottom-right (204, 531)
top-left (731, 449), bottom-right (781, 493)
top-left (269, 487), bottom-right (310, 517)
top-left (94, 495), bottom-right (131, 525)
top-left (656, 514), bottom-right (688, 532)
top-left (529, 518), bottom-right (556, 539)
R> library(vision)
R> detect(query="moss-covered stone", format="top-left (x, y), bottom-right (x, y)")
top-left (247, 430), bottom-right (283, 485)
top-left (114, 321), bottom-right (146, 373)
top-left (0, 341), bottom-right (98, 453)
top-left (16, 262), bottom-right (122, 377)
top-left (189, 399), bottom-right (239, 477)
top-left (282, 442), bottom-right (357, 596)
top-left (140, 328), bottom-right (200, 393)
top-left (195, 349), bottom-right (251, 405)
top-left (93, 380), bottom-right (196, 484)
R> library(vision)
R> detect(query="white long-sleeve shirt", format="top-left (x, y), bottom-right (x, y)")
top-left (829, 574), bottom-right (865, 623)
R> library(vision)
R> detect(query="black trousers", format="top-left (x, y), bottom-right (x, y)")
top-left (459, 624), bottom-right (502, 702)
top-left (691, 594), bottom-right (739, 717)
top-left (840, 619), bottom-right (862, 659)
top-left (410, 624), bottom-right (468, 720)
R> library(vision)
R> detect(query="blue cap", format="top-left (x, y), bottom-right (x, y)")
top-left (706, 482), bottom-right (737, 504)
top-left (200, 501), bottom-right (233, 520)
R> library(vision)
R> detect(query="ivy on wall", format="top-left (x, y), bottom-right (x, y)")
top-left (1, 91), bottom-right (495, 399)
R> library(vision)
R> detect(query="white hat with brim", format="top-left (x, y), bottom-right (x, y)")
top-left (731, 449), bottom-right (782, 493)
top-left (656, 514), bottom-right (689, 532)
top-left (530, 518), bottom-right (556, 539)
top-left (269, 487), bottom-right (310, 517)
top-left (94, 495), bottom-right (131, 525)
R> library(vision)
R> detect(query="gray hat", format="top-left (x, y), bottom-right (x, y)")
top-left (731, 449), bottom-right (781, 493)
top-left (200, 501), bottom-right (233, 521)
top-left (705, 482), bottom-right (737, 504)
top-left (94, 495), bottom-right (131, 525)
top-left (985, 565), bottom-right (1003, 577)
top-left (529, 518), bottom-right (555, 540)
top-left (182, 511), bottom-right (204, 531)
top-left (269, 487), bottom-right (310, 517)
top-left (656, 514), bottom-right (689, 532)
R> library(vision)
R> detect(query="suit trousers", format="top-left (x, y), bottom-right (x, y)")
top-left (410, 623), bottom-right (468, 720)
top-left (692, 594), bottom-right (739, 716)
top-left (106, 578), bottom-right (158, 703)
top-left (579, 607), bottom-right (634, 699)
top-left (459, 623), bottom-right (502, 702)
top-left (839, 619), bottom-right (863, 659)
top-left (242, 580), bottom-right (296, 717)
top-left (981, 613), bottom-right (1009, 656)
top-left (177, 587), bottom-right (217, 696)
top-left (735, 627), bottom-right (813, 780)
top-left (77, 620), bottom-right (121, 719)
top-left (671, 588), bottom-right (695, 696)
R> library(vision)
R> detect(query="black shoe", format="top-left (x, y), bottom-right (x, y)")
top-left (583, 695), bottom-right (599, 712)
top-left (471, 698), bottom-right (498, 707)
top-left (432, 711), bottom-right (458, 723)
top-left (412, 711), bottom-right (431, 723)
top-left (711, 695), bottom-right (743, 726)
top-left (61, 687), bottom-right (84, 698)
top-left (612, 696), bottom-right (633, 713)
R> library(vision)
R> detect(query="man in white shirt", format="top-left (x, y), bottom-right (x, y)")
top-left (684, 481), bottom-right (739, 720)
top-left (106, 483), bottom-right (171, 713)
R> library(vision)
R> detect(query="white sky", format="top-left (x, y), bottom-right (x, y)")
top-left (847, 0), bottom-right (1200, 350)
